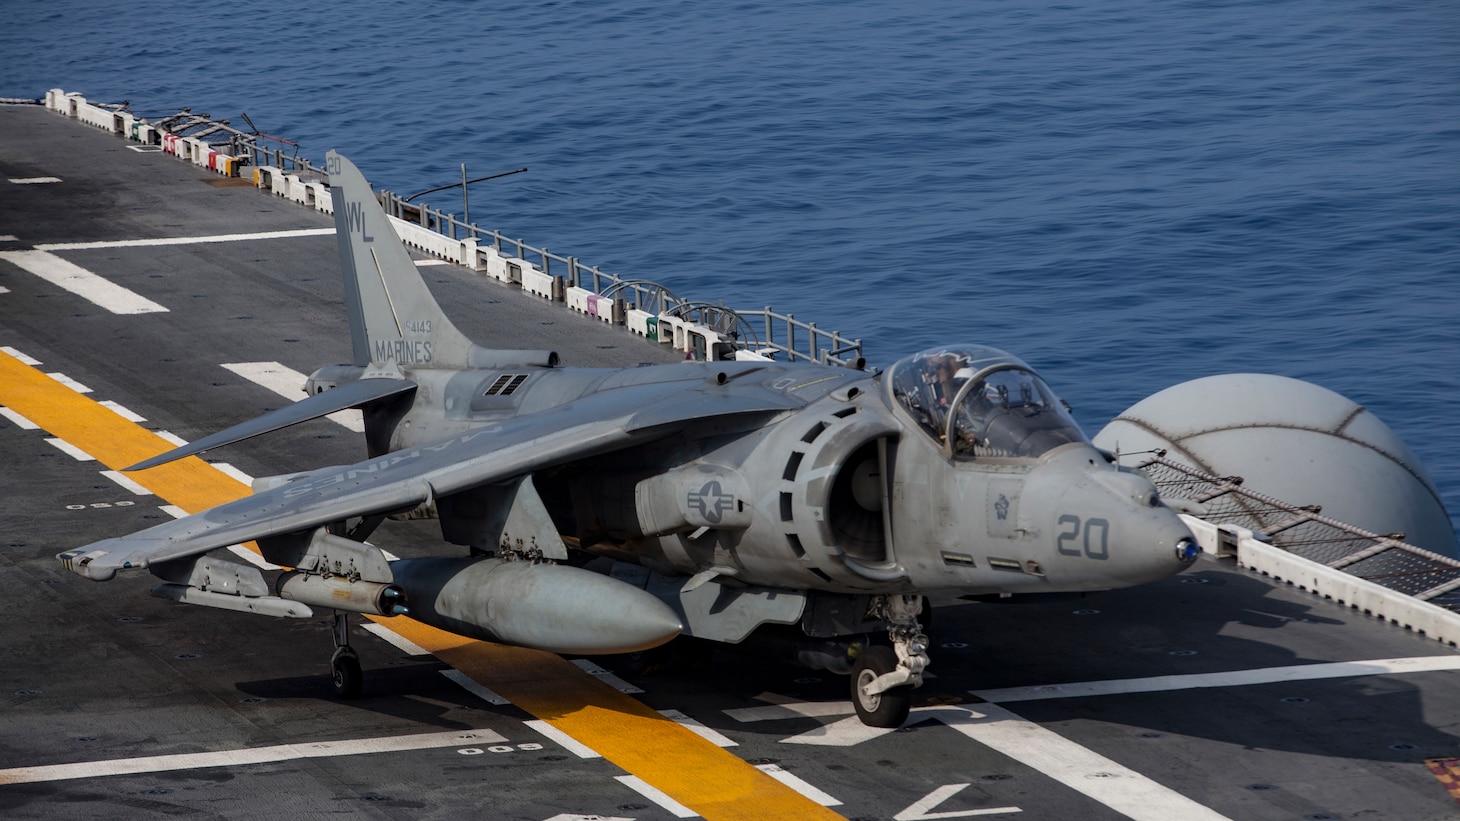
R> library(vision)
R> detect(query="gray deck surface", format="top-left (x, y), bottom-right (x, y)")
top-left (2, 103), bottom-right (1457, 820)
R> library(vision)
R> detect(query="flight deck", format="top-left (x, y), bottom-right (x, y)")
top-left (3, 100), bottom-right (1459, 820)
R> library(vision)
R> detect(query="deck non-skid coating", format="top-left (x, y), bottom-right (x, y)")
top-left (0, 250), bottom-right (167, 314)
top-left (0, 349), bottom-right (839, 821)
top-left (5, 103), bottom-right (1459, 819)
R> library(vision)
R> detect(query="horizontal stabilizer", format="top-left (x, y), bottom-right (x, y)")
top-left (125, 377), bottom-right (417, 472)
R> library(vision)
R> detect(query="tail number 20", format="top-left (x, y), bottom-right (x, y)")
top-left (1056, 515), bottom-right (1109, 560)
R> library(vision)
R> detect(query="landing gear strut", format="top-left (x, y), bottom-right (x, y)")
top-left (850, 594), bottom-right (928, 728)
top-left (330, 612), bottom-right (363, 699)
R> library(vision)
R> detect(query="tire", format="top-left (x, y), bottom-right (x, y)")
top-left (331, 651), bottom-right (363, 699)
top-left (850, 645), bottom-right (912, 728)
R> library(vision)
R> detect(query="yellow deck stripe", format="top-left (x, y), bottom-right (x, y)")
top-left (0, 353), bottom-right (250, 513)
top-left (0, 350), bottom-right (841, 820)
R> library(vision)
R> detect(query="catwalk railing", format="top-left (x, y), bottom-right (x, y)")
top-left (1137, 454), bottom-right (1460, 617)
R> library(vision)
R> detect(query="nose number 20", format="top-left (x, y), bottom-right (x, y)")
top-left (1056, 514), bottom-right (1109, 560)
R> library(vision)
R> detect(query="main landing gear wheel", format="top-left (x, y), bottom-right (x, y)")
top-left (851, 645), bottom-right (912, 728)
top-left (331, 648), bottom-right (363, 699)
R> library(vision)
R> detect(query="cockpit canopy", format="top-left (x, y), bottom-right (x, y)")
top-left (887, 345), bottom-right (1088, 460)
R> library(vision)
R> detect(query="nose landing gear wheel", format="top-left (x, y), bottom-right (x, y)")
top-left (331, 648), bottom-right (363, 699)
top-left (851, 645), bottom-right (912, 728)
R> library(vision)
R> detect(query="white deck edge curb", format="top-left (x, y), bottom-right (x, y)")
top-left (1181, 514), bottom-right (1460, 648)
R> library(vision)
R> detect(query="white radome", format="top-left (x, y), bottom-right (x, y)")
top-left (1094, 373), bottom-right (1458, 557)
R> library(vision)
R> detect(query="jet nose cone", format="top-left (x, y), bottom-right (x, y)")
top-left (1094, 469), bottom-right (1202, 580)
top-left (1021, 447), bottom-right (1200, 590)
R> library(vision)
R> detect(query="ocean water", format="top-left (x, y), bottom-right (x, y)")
top-left (3, 0), bottom-right (1457, 531)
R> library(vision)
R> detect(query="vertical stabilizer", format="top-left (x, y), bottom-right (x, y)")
top-left (327, 150), bottom-right (478, 370)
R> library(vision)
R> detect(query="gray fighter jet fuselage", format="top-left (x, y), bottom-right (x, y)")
top-left (59, 152), bottom-right (1198, 727)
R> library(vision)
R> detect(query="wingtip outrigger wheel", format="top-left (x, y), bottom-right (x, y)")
top-left (330, 613), bottom-right (364, 699)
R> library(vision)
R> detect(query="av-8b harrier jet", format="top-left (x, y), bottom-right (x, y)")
top-left (59, 152), bottom-right (1198, 728)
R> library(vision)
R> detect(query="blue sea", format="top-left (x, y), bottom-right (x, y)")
top-left (3, 1), bottom-right (1457, 531)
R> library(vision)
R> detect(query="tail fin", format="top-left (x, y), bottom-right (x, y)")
top-left (328, 150), bottom-right (478, 369)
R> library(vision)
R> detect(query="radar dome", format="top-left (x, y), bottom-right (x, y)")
top-left (1093, 373), bottom-right (1457, 557)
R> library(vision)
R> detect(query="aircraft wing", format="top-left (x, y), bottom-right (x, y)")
top-left (125, 377), bottom-right (418, 472)
top-left (59, 375), bottom-right (799, 581)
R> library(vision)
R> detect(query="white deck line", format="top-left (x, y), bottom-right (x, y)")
top-left (0, 728), bottom-right (506, 785)
top-left (209, 462), bottom-right (254, 485)
top-left (45, 437), bottom-right (94, 462)
top-left (613, 775), bottom-right (698, 818)
top-left (971, 656), bottom-right (1460, 703)
top-left (753, 763), bottom-right (842, 807)
top-left (35, 227), bottom-right (334, 251)
top-left (363, 622), bottom-right (430, 656)
top-left (98, 400), bottom-right (146, 422)
top-left (570, 658), bottom-right (645, 694)
top-left (894, 785), bottom-right (1021, 819)
top-left (441, 669), bottom-right (512, 706)
top-left (0, 250), bottom-right (167, 314)
top-left (155, 430), bottom-right (188, 446)
top-left (524, 719), bottom-right (601, 759)
top-left (1183, 515), bottom-right (1460, 649)
top-left (45, 372), bottom-right (91, 393)
top-left (1, 346), bottom-right (41, 365)
top-left (725, 695), bottom-right (855, 723)
top-left (656, 709), bottom-right (737, 747)
top-left (755, 695), bottom-right (1231, 819)
top-left (935, 704), bottom-right (1232, 821)
top-left (100, 470), bottom-right (151, 495)
top-left (221, 361), bottom-right (365, 433)
top-left (0, 406), bottom-right (39, 429)
top-left (780, 714), bottom-right (897, 747)
top-left (226, 545), bottom-right (281, 571)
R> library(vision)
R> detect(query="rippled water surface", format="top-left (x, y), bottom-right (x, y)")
top-left (4, 0), bottom-right (1457, 528)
